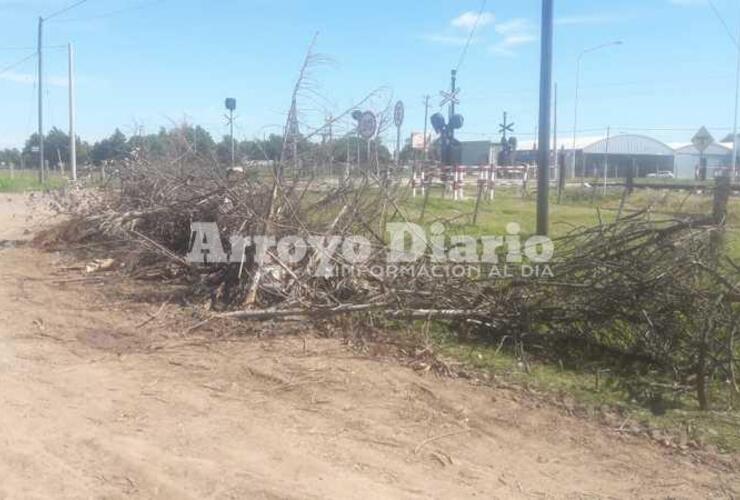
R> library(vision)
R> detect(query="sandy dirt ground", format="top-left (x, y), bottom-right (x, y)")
top-left (0, 193), bottom-right (738, 499)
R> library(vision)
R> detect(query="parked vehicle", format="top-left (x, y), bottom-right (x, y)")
top-left (647, 171), bottom-right (675, 179)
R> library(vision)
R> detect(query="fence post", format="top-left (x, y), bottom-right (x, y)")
top-left (697, 175), bottom-right (733, 411)
top-left (626, 166), bottom-right (634, 195)
top-left (713, 175), bottom-right (731, 225)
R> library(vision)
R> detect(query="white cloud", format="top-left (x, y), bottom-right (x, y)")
top-left (451, 11), bottom-right (495, 30)
top-left (490, 18), bottom-right (537, 57)
top-left (495, 18), bottom-right (530, 36)
top-left (424, 12), bottom-right (536, 57)
top-left (423, 11), bottom-right (493, 46)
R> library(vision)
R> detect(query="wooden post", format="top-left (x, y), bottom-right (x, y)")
top-left (713, 175), bottom-right (731, 225)
top-left (420, 171), bottom-right (432, 222)
top-left (697, 175), bottom-right (733, 411)
top-left (472, 176), bottom-right (484, 225)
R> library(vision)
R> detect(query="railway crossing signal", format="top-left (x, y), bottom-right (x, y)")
top-left (499, 112), bottom-right (514, 138)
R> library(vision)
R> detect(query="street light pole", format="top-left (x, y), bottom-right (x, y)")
top-left (571, 41), bottom-right (622, 179)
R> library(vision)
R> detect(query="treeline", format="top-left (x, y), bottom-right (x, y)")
top-left (0, 124), bottom-right (395, 168)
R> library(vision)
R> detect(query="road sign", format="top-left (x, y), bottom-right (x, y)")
top-left (439, 88), bottom-right (461, 107)
top-left (357, 111), bottom-right (377, 140)
top-left (692, 126), bottom-right (714, 153)
top-left (411, 132), bottom-right (429, 150)
top-left (394, 101), bottom-right (405, 128)
top-left (225, 98), bottom-right (237, 111)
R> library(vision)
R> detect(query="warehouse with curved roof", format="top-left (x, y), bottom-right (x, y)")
top-left (673, 142), bottom-right (731, 179)
top-left (574, 134), bottom-right (675, 178)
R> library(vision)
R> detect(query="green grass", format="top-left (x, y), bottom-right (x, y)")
top-left (395, 185), bottom-right (740, 452)
top-left (0, 170), bottom-right (66, 193)
top-left (404, 187), bottom-right (610, 238)
top-left (431, 328), bottom-right (740, 453)
top-left (398, 184), bottom-right (740, 260)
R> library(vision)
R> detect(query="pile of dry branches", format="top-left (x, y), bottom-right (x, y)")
top-left (38, 158), bottom-right (739, 410)
top-left (36, 36), bottom-right (739, 410)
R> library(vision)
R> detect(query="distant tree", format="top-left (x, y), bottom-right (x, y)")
top-left (262, 134), bottom-right (284, 161)
top-left (399, 144), bottom-right (414, 163)
top-left (45, 127), bottom-right (70, 168)
top-left (22, 133), bottom-right (43, 166)
top-left (91, 129), bottom-right (130, 164)
top-left (193, 125), bottom-right (216, 156)
top-left (0, 148), bottom-right (21, 167)
top-left (76, 139), bottom-right (91, 165)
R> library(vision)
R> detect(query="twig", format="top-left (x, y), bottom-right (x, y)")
top-left (414, 429), bottom-right (470, 455)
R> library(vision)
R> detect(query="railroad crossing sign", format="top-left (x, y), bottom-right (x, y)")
top-left (393, 101), bottom-right (405, 128)
top-left (692, 126), bottom-right (714, 153)
top-left (439, 88), bottom-right (461, 108)
top-left (499, 112), bottom-right (514, 137)
top-left (357, 111), bottom-right (377, 140)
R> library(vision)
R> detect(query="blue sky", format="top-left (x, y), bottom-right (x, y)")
top-left (1, 0), bottom-right (739, 149)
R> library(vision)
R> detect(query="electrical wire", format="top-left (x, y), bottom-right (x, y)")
top-left (52, 0), bottom-right (165, 23)
top-left (0, 52), bottom-right (36, 79)
top-left (0, 45), bottom-right (66, 51)
top-left (43, 0), bottom-right (91, 21)
top-left (707, 0), bottom-right (738, 48)
top-left (455, 0), bottom-right (488, 72)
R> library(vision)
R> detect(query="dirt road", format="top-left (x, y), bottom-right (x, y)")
top-left (0, 193), bottom-right (737, 499)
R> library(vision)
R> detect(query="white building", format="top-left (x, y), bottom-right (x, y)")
top-left (672, 143), bottom-right (731, 179)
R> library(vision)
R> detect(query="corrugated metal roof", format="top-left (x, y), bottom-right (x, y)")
top-left (517, 136), bottom-right (605, 151)
top-left (582, 134), bottom-right (674, 156)
top-left (673, 143), bottom-right (731, 155)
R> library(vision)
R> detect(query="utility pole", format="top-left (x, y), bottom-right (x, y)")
top-left (536, 0), bottom-right (554, 236)
top-left (422, 95), bottom-right (430, 161)
top-left (395, 118), bottom-right (401, 168)
top-left (327, 114), bottom-right (334, 176)
top-left (345, 119), bottom-right (350, 174)
top-left (552, 83), bottom-right (558, 186)
top-left (449, 70), bottom-right (457, 140)
top-left (38, 16), bottom-right (45, 184)
top-left (356, 128), bottom-right (360, 169)
top-left (733, 2), bottom-right (740, 179)
top-left (230, 112), bottom-right (235, 167)
top-left (603, 126), bottom-right (610, 195)
top-left (224, 98), bottom-right (237, 169)
top-left (68, 42), bottom-right (76, 182)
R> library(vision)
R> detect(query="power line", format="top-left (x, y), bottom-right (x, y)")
top-left (0, 45), bottom-right (66, 51)
top-left (707, 0), bottom-right (738, 48)
top-left (0, 52), bottom-right (36, 78)
top-left (52, 0), bottom-right (165, 23)
top-left (44, 0), bottom-right (91, 21)
top-left (0, 46), bottom-right (39, 51)
top-left (455, 0), bottom-right (488, 72)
